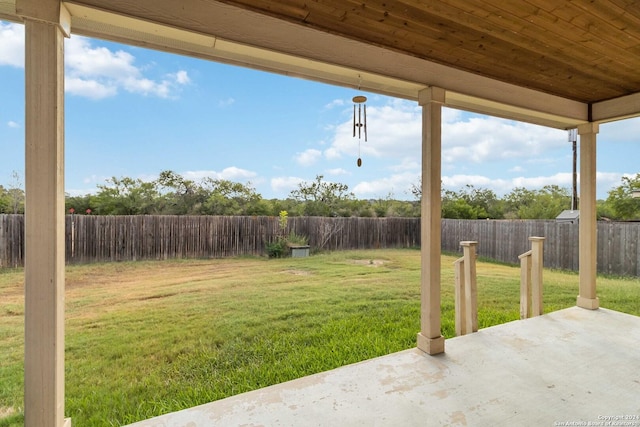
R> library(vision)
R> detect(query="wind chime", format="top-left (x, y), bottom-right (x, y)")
top-left (352, 93), bottom-right (367, 167)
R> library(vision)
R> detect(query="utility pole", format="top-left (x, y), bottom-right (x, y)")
top-left (569, 129), bottom-right (578, 210)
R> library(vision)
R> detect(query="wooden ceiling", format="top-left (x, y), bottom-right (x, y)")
top-left (217, 0), bottom-right (640, 105)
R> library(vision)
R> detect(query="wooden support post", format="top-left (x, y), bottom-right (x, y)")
top-left (519, 237), bottom-right (545, 319)
top-left (454, 257), bottom-right (465, 336)
top-left (19, 1), bottom-right (71, 425)
top-left (417, 87), bottom-right (445, 355)
top-left (530, 237), bottom-right (545, 316)
top-left (454, 241), bottom-right (478, 336)
top-left (577, 123), bottom-right (600, 310)
top-left (462, 241), bottom-right (478, 333)
top-left (519, 250), bottom-right (532, 319)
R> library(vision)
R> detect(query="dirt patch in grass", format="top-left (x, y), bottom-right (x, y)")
top-left (352, 259), bottom-right (386, 267)
top-left (138, 292), bottom-right (178, 301)
top-left (0, 406), bottom-right (16, 418)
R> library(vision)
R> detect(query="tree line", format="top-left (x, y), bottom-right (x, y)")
top-left (2, 171), bottom-right (639, 220)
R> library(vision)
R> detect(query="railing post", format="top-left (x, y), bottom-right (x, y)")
top-left (519, 237), bottom-right (545, 319)
top-left (518, 250), bottom-right (532, 319)
top-left (454, 241), bottom-right (478, 336)
top-left (454, 256), bottom-right (465, 336)
top-left (530, 237), bottom-right (545, 316)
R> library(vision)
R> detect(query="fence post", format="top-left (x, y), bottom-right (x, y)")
top-left (454, 241), bottom-right (478, 336)
top-left (519, 236), bottom-right (545, 319)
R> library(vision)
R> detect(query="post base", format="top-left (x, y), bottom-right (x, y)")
top-left (416, 333), bottom-right (445, 355)
top-left (576, 296), bottom-right (599, 310)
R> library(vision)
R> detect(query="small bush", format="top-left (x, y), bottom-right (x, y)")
top-left (286, 232), bottom-right (308, 246)
top-left (265, 238), bottom-right (287, 258)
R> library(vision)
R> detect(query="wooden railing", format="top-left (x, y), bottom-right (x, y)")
top-left (454, 241), bottom-right (478, 336)
top-left (519, 237), bottom-right (545, 319)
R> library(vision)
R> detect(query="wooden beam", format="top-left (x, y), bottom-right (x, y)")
top-left (22, 11), bottom-right (68, 427)
top-left (592, 92), bottom-right (640, 123)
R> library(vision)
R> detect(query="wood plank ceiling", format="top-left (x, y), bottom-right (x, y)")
top-left (217, 0), bottom-right (640, 105)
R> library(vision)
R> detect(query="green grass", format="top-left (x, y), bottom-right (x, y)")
top-left (0, 249), bottom-right (638, 426)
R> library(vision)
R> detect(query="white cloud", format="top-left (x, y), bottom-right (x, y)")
top-left (352, 171), bottom-right (420, 199)
top-left (66, 77), bottom-right (118, 100)
top-left (324, 99), bottom-right (344, 109)
top-left (174, 70), bottom-right (190, 85)
top-left (596, 172), bottom-right (625, 197)
top-left (0, 22), bottom-right (23, 67)
top-left (326, 168), bottom-right (349, 176)
top-left (7, 121), bottom-right (19, 128)
top-left (438, 171), bottom-right (624, 199)
top-left (510, 172), bottom-right (573, 190)
top-left (600, 117), bottom-right (640, 144)
top-left (271, 176), bottom-right (304, 195)
top-left (442, 117), bottom-right (566, 164)
top-left (65, 37), bottom-right (191, 99)
top-left (181, 167), bottom-right (257, 182)
top-left (294, 149), bottom-right (322, 166)
top-left (218, 97), bottom-right (235, 107)
top-left (83, 174), bottom-right (109, 185)
top-left (0, 28), bottom-right (190, 100)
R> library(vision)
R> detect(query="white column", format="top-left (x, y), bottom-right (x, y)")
top-left (19, 1), bottom-right (70, 425)
top-left (577, 122), bottom-right (599, 310)
top-left (416, 87), bottom-right (445, 355)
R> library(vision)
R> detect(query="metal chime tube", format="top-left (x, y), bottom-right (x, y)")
top-left (353, 105), bottom-right (356, 137)
top-left (364, 104), bottom-right (367, 142)
top-left (358, 103), bottom-right (362, 139)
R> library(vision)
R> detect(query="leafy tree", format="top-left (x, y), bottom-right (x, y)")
top-left (156, 170), bottom-right (206, 215)
top-left (596, 199), bottom-right (616, 220)
top-left (90, 177), bottom-right (160, 215)
top-left (504, 185), bottom-right (571, 219)
top-left (0, 185), bottom-right (10, 213)
top-left (411, 180), bottom-right (502, 219)
top-left (388, 200), bottom-right (420, 217)
top-left (289, 175), bottom-right (355, 216)
top-left (2, 171), bottom-right (25, 214)
top-left (267, 198), bottom-right (299, 217)
top-left (201, 178), bottom-right (265, 216)
top-left (503, 187), bottom-right (536, 219)
top-left (441, 185), bottom-right (502, 219)
top-left (442, 192), bottom-right (479, 219)
top-left (603, 174), bottom-right (640, 220)
top-left (65, 194), bottom-right (93, 214)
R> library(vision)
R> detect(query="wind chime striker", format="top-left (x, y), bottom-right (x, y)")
top-left (352, 95), bottom-right (367, 167)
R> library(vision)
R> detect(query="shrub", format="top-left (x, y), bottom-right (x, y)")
top-left (265, 238), bottom-right (287, 258)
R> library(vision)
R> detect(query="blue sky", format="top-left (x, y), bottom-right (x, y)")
top-left (1, 20), bottom-right (639, 201)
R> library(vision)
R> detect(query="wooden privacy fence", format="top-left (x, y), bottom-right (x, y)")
top-left (441, 219), bottom-right (640, 277)
top-left (1, 215), bottom-right (639, 276)
top-left (0, 215), bottom-right (420, 267)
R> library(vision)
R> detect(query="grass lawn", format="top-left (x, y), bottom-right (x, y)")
top-left (1, 249), bottom-right (639, 426)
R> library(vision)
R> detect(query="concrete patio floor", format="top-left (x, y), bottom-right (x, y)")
top-left (128, 307), bottom-right (640, 427)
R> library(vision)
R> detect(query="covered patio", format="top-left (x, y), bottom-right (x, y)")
top-left (128, 307), bottom-right (640, 426)
top-left (1, 1), bottom-right (639, 425)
